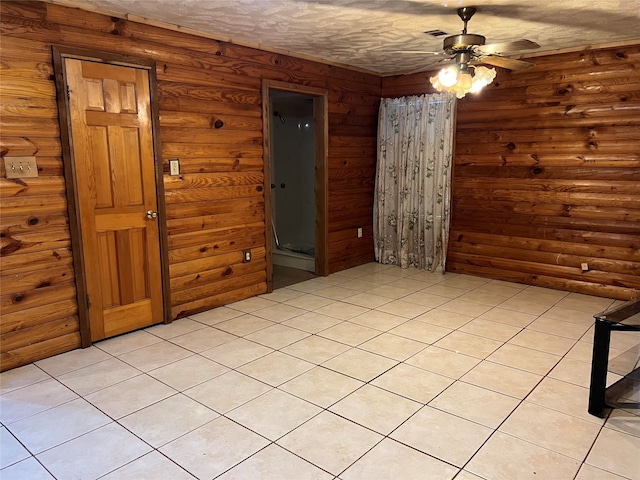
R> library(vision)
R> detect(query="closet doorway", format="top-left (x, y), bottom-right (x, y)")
top-left (262, 81), bottom-right (328, 291)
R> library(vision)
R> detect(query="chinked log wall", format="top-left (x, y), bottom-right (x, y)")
top-left (0, 0), bottom-right (379, 370)
top-left (382, 45), bottom-right (640, 300)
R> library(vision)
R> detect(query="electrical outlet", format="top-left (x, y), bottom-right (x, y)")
top-left (581, 262), bottom-right (589, 272)
top-left (4, 156), bottom-right (38, 178)
top-left (169, 158), bottom-right (180, 176)
top-left (357, 227), bottom-right (363, 238)
top-left (243, 249), bottom-right (251, 263)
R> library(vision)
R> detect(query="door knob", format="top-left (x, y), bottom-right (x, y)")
top-left (146, 210), bottom-right (158, 219)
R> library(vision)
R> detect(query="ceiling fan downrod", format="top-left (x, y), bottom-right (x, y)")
top-left (457, 6), bottom-right (477, 35)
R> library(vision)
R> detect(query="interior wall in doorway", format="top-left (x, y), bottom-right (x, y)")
top-left (270, 92), bottom-right (315, 256)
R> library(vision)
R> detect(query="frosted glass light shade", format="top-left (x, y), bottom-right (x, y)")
top-left (429, 64), bottom-right (496, 98)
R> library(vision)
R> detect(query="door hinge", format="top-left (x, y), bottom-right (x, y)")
top-left (66, 86), bottom-right (71, 100)
top-left (86, 293), bottom-right (91, 309)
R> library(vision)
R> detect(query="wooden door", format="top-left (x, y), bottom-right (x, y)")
top-left (65, 58), bottom-right (164, 341)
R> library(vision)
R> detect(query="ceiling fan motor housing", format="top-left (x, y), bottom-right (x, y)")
top-left (443, 34), bottom-right (486, 54)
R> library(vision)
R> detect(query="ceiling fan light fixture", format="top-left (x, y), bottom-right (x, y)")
top-left (436, 65), bottom-right (459, 88)
top-left (429, 63), bottom-right (496, 98)
top-left (470, 65), bottom-right (497, 92)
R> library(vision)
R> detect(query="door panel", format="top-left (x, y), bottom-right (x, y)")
top-left (65, 58), bottom-right (163, 341)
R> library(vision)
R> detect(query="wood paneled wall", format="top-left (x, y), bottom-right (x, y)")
top-left (382, 45), bottom-right (640, 300)
top-left (0, 0), bottom-right (379, 370)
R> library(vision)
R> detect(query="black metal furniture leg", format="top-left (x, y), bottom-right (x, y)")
top-left (588, 319), bottom-right (612, 417)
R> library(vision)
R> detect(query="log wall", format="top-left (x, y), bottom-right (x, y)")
top-left (382, 45), bottom-right (640, 300)
top-left (0, 0), bottom-right (379, 370)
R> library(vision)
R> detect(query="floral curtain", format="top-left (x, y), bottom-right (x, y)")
top-left (374, 93), bottom-right (456, 272)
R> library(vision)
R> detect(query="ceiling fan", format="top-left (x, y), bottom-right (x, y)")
top-left (404, 6), bottom-right (540, 97)
top-left (431, 6), bottom-right (540, 72)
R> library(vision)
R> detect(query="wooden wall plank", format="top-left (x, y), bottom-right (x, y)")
top-left (0, 0), bottom-right (380, 371)
top-left (382, 43), bottom-right (640, 300)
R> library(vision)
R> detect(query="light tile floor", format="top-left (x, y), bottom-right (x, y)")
top-left (1, 263), bottom-right (639, 480)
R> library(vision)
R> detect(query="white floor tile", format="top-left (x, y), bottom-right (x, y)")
top-left (118, 341), bottom-right (193, 372)
top-left (486, 343), bottom-right (560, 376)
top-left (147, 354), bottom-right (229, 391)
top-left (84, 374), bottom-right (176, 419)
top-left (0, 364), bottom-right (50, 394)
top-left (35, 346), bottom-right (111, 377)
top-left (119, 394), bottom-right (218, 448)
top-left (145, 317), bottom-right (207, 339)
top-left (0, 427), bottom-right (30, 469)
top-left (188, 305), bottom-right (243, 325)
top-left (56, 357), bottom-right (140, 396)
top-left (430, 381), bottom-right (519, 428)
top-left (101, 451), bottom-right (196, 480)
top-left (217, 444), bottom-right (332, 480)
top-left (170, 327), bottom-right (236, 353)
top-left (314, 302), bottom-right (370, 320)
top-left (406, 346), bottom-right (480, 379)
top-left (244, 323), bottom-right (310, 349)
top-left (278, 411), bottom-right (383, 476)
top-left (36, 422), bottom-right (152, 480)
top-left (0, 456), bottom-right (55, 480)
top-left (95, 330), bottom-right (162, 356)
top-left (317, 322), bottom-right (381, 346)
top-left (8, 398), bottom-right (110, 454)
top-left (358, 333), bottom-right (427, 361)
top-left (1, 264), bottom-right (627, 480)
top-left (499, 402), bottom-right (601, 460)
top-left (281, 311), bottom-right (343, 333)
top-left (586, 426), bottom-right (640, 479)
top-left (283, 293), bottom-right (335, 311)
top-left (329, 384), bottom-right (421, 435)
top-left (322, 349), bottom-right (397, 382)
top-left (372, 363), bottom-right (454, 404)
top-left (434, 331), bottom-right (503, 359)
top-left (349, 310), bottom-right (409, 331)
top-left (391, 406), bottom-right (492, 467)
top-left (237, 351), bottom-right (314, 386)
top-left (160, 416), bottom-right (269, 480)
top-left (281, 335), bottom-right (350, 364)
top-left (214, 314), bottom-right (275, 336)
top-left (461, 361), bottom-right (542, 399)
top-left (227, 389), bottom-right (321, 440)
top-left (251, 303), bottom-right (308, 322)
top-left (466, 431), bottom-right (581, 480)
top-left (389, 320), bottom-right (452, 344)
top-left (279, 366), bottom-right (364, 408)
top-left (341, 438), bottom-right (458, 480)
top-left (375, 300), bottom-right (431, 319)
top-left (184, 371), bottom-right (272, 413)
top-left (0, 379), bottom-right (77, 425)
top-left (200, 338), bottom-right (273, 368)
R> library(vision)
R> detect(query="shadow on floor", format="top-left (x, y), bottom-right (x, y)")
top-left (273, 264), bottom-right (317, 290)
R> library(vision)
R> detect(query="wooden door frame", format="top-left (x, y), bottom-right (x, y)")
top-left (52, 46), bottom-right (171, 348)
top-left (262, 80), bottom-right (329, 292)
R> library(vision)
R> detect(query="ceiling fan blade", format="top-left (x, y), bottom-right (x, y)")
top-left (400, 58), bottom-right (454, 75)
top-left (479, 55), bottom-right (535, 71)
top-left (477, 39), bottom-right (540, 55)
top-left (394, 50), bottom-right (446, 55)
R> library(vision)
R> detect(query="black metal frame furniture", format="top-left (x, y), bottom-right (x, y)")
top-left (588, 298), bottom-right (640, 418)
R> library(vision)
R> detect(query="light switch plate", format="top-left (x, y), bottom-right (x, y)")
top-left (169, 158), bottom-right (180, 176)
top-left (4, 156), bottom-right (38, 178)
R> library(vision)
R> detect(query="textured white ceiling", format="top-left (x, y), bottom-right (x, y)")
top-left (47, 0), bottom-right (640, 75)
